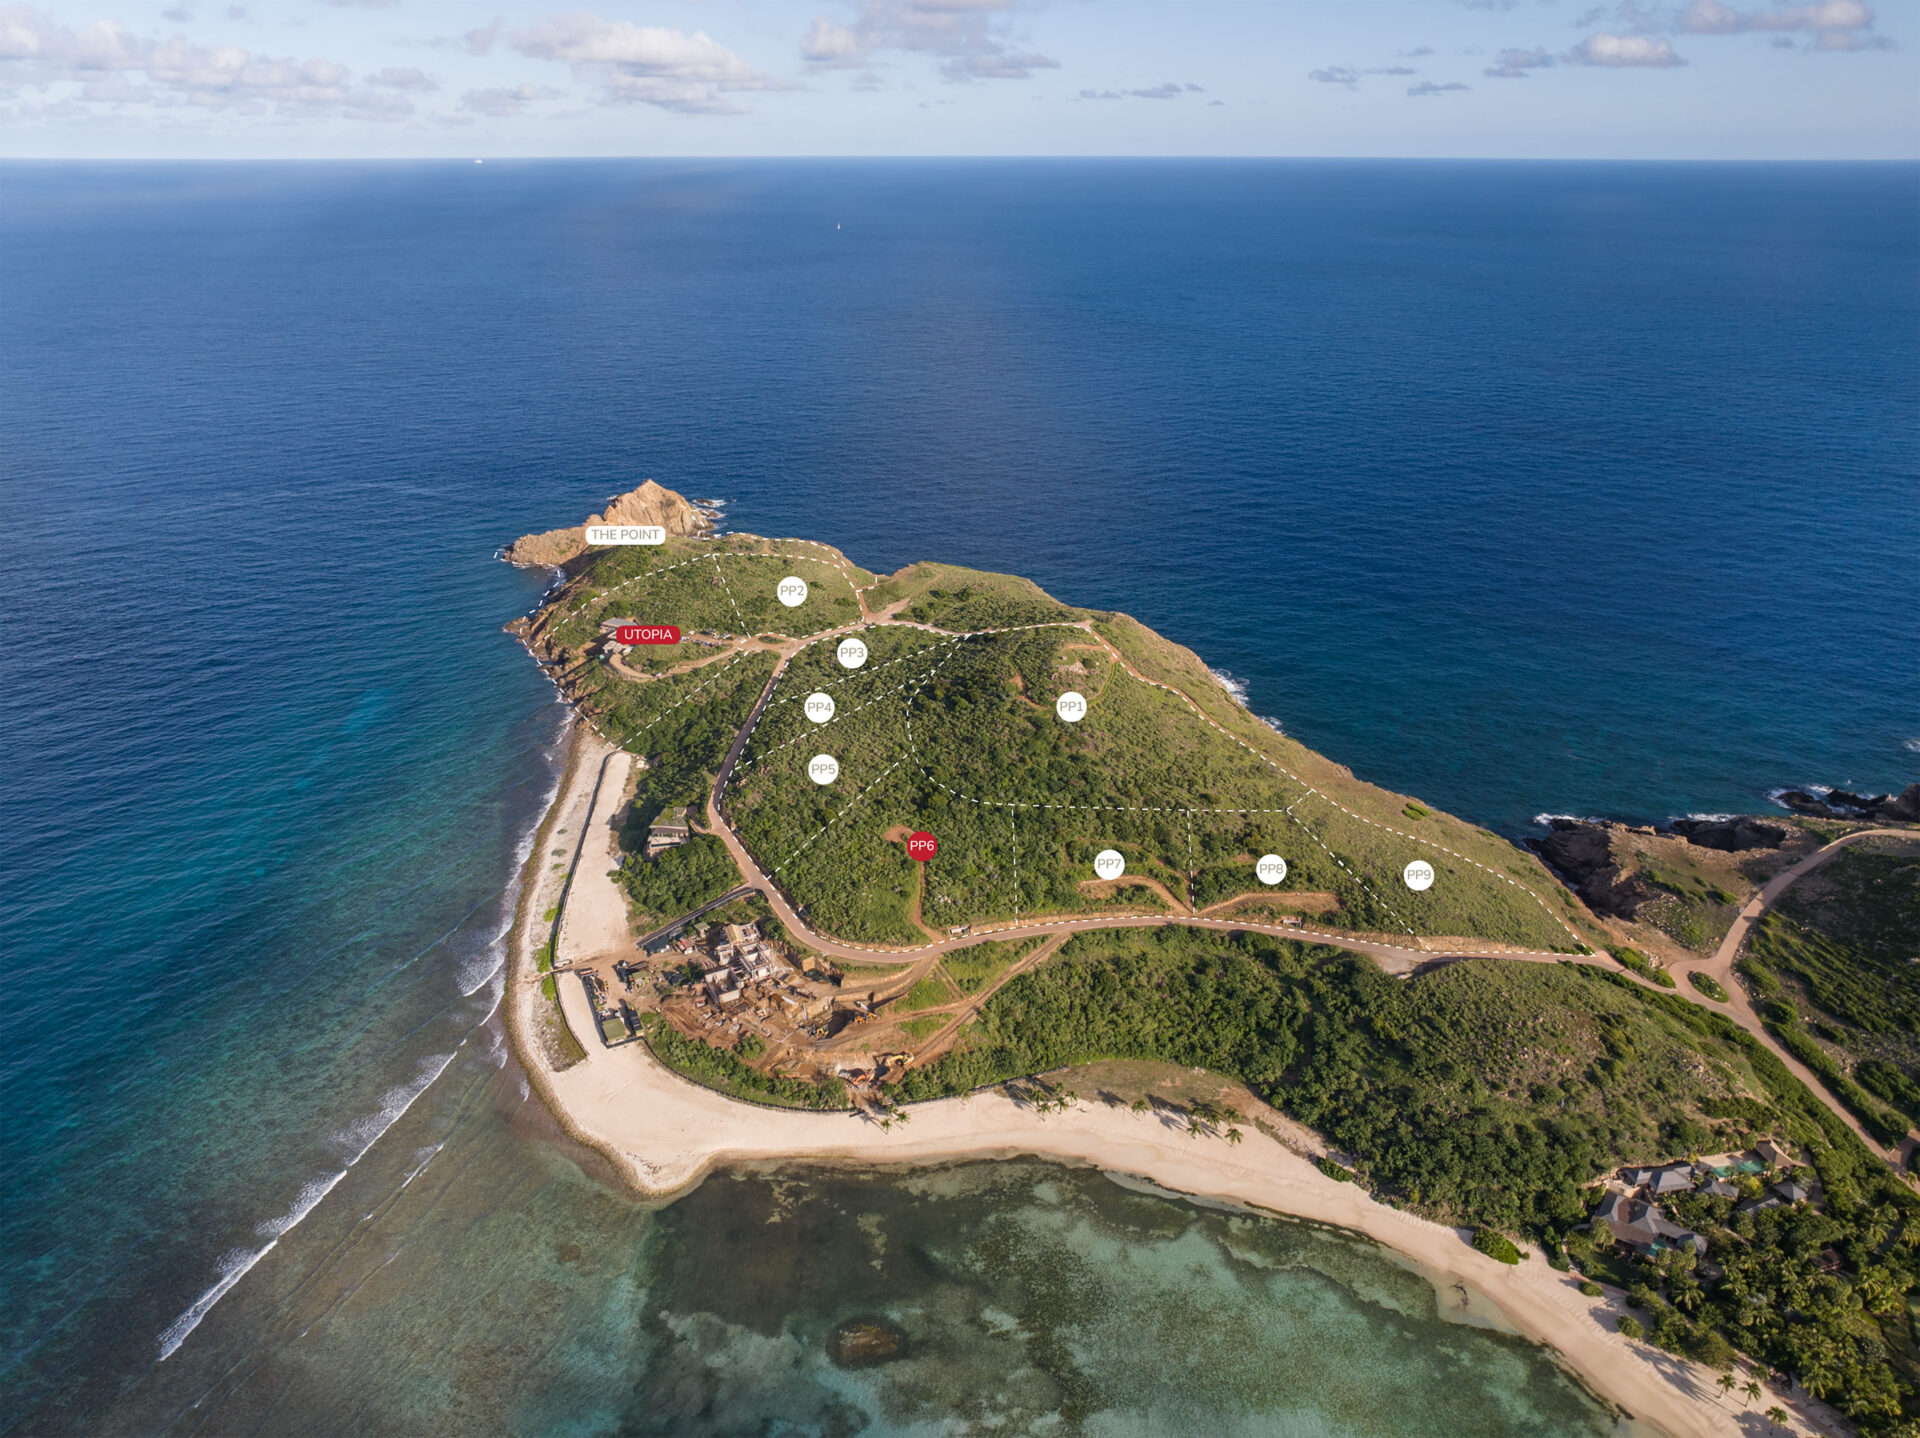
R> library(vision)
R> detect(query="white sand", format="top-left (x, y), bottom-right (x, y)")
top-left (508, 726), bottom-right (1844, 1438)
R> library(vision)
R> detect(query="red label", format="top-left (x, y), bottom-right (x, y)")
top-left (906, 831), bottom-right (938, 862)
top-left (616, 624), bottom-right (680, 646)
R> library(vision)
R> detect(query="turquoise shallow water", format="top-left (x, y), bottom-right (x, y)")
top-left (2, 159), bottom-right (1913, 1434)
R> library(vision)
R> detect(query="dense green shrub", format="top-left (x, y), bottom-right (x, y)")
top-left (1687, 971), bottom-right (1729, 1002)
top-left (1612, 946), bottom-right (1676, 987)
top-left (620, 834), bottom-right (741, 924)
top-left (1473, 1228), bottom-right (1522, 1264)
top-left (1765, 1021), bottom-right (1909, 1146)
top-left (1578, 1280), bottom-right (1604, 1298)
top-left (1617, 1316), bottom-right (1644, 1341)
top-left (638, 1015), bottom-right (846, 1110)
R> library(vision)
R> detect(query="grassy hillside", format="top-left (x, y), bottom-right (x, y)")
top-left (1740, 840), bottom-right (1920, 1139)
top-left (539, 535), bottom-right (873, 655)
top-left (728, 615), bottom-right (1587, 949)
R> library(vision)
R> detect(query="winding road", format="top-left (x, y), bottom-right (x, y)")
top-left (565, 544), bottom-right (1914, 1174)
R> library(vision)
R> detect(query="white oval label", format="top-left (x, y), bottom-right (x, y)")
top-left (1256, 854), bottom-right (1288, 886)
top-left (1056, 691), bottom-right (1088, 723)
top-left (808, 754), bottom-right (840, 785)
top-left (837, 637), bottom-right (868, 669)
top-left (777, 576), bottom-right (809, 608)
top-left (804, 692), bottom-right (836, 724)
top-left (1093, 849), bottom-right (1125, 881)
top-left (1403, 860), bottom-right (1435, 891)
top-left (585, 524), bottom-right (665, 546)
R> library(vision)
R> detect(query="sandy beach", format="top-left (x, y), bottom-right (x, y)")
top-left (505, 724), bottom-right (1845, 1438)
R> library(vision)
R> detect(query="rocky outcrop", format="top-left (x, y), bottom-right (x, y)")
top-left (828, 1318), bottom-right (907, 1368)
top-left (1529, 820), bottom-right (1658, 920)
top-left (1773, 782), bottom-right (1920, 824)
top-left (503, 480), bottom-right (710, 568)
top-left (1880, 783), bottom-right (1920, 822)
top-left (1666, 817), bottom-right (1789, 852)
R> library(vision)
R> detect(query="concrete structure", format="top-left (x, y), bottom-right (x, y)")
top-left (645, 807), bottom-right (692, 858)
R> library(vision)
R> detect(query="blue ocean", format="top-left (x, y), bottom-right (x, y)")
top-left (2, 160), bottom-right (1915, 1435)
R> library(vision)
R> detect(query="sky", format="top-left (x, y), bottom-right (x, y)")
top-left (2, 0), bottom-right (1916, 158)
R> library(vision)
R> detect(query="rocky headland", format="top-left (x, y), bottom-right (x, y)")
top-left (503, 479), bottom-right (710, 569)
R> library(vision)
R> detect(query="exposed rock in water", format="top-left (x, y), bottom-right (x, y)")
top-left (1666, 817), bottom-right (1789, 852)
top-left (503, 479), bottom-right (710, 568)
top-left (827, 1318), bottom-right (908, 1368)
top-left (1528, 820), bottom-right (1657, 920)
top-left (1774, 783), bottom-right (1920, 823)
top-left (1879, 783), bottom-right (1920, 822)
top-left (1776, 790), bottom-right (1838, 817)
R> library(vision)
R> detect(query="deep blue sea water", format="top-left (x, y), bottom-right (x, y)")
top-left (2, 160), bottom-right (1915, 1435)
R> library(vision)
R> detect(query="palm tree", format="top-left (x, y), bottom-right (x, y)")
top-left (1798, 1355), bottom-right (1837, 1401)
top-left (1743, 1378), bottom-right (1762, 1402)
top-left (1225, 1126), bottom-right (1243, 1145)
top-left (1763, 1405), bottom-right (1789, 1432)
top-left (1717, 1373), bottom-right (1738, 1398)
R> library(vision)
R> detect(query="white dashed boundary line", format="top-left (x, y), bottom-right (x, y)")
top-left (734, 642), bottom-right (965, 776)
top-left (886, 635), bottom-right (1418, 935)
top-left (706, 552), bottom-right (749, 634)
top-left (770, 752), bottom-right (911, 877)
top-left (1076, 629), bottom-right (1587, 947)
top-left (586, 538), bottom-right (866, 621)
top-left (558, 550), bottom-right (1582, 958)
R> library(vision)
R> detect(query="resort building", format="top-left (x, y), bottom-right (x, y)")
top-left (1623, 1164), bottom-right (1696, 1196)
top-left (646, 808), bottom-right (691, 858)
top-left (1593, 1191), bottom-right (1707, 1257)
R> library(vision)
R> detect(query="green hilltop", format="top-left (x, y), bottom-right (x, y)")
top-left (522, 534), bottom-right (1599, 953)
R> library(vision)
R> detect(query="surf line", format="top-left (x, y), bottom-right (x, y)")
top-left (154, 1048), bottom-right (460, 1362)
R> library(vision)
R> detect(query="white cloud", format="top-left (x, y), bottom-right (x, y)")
top-left (1807, 26), bottom-right (1894, 45)
top-left (368, 65), bottom-right (435, 90)
top-left (1076, 81), bottom-right (1202, 100)
top-left (1681, 0), bottom-right (1873, 31)
top-left (1564, 32), bottom-right (1688, 63)
top-left (462, 19), bottom-right (503, 56)
top-left (1575, 0), bottom-right (1886, 46)
top-left (799, 17), bottom-right (860, 64)
top-left (1408, 78), bottom-right (1470, 93)
top-left (1485, 46), bottom-right (1554, 76)
top-left (800, 1), bottom-right (1057, 82)
top-left (509, 11), bottom-right (787, 113)
top-left (1308, 65), bottom-right (1359, 87)
top-left (461, 82), bottom-right (557, 115)
top-left (0, 5), bottom-right (413, 116)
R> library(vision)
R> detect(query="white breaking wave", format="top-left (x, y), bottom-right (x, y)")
top-left (1904, 738), bottom-right (1919, 754)
top-left (1209, 667), bottom-right (1250, 706)
top-left (1531, 812), bottom-right (1609, 827)
top-left (158, 661), bottom-right (572, 1364)
top-left (1209, 667), bottom-right (1287, 735)
top-left (157, 1051), bottom-right (457, 1362)
top-left (331, 1054), bottom-right (457, 1166)
top-left (455, 905), bottom-right (512, 997)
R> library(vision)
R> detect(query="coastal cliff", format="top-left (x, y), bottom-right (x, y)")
top-left (504, 480), bottom-right (710, 568)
